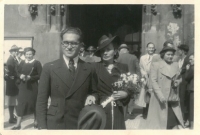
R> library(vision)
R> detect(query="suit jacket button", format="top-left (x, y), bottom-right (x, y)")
top-left (56, 85), bottom-right (59, 88)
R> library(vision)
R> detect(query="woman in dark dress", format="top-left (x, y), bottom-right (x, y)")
top-left (85, 35), bottom-right (130, 129)
top-left (12, 47), bottom-right (42, 130)
top-left (185, 53), bottom-right (194, 129)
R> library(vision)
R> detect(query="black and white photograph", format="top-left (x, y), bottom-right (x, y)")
top-left (2, 3), bottom-right (196, 131)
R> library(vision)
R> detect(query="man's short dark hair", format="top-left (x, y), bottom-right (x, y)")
top-left (178, 44), bottom-right (189, 54)
top-left (61, 27), bottom-right (83, 42)
top-left (146, 42), bottom-right (155, 48)
top-left (163, 41), bottom-right (174, 47)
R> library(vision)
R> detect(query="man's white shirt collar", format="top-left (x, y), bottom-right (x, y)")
top-left (63, 55), bottom-right (78, 69)
top-left (25, 59), bottom-right (35, 63)
top-left (147, 53), bottom-right (154, 61)
top-left (178, 55), bottom-right (186, 69)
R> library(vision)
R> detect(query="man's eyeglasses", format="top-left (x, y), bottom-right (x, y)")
top-left (61, 41), bottom-right (80, 48)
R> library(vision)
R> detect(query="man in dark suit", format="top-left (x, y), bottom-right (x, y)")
top-left (117, 44), bottom-right (141, 120)
top-left (176, 44), bottom-right (190, 125)
top-left (117, 44), bottom-right (141, 76)
top-left (5, 45), bottom-right (20, 123)
top-left (36, 27), bottom-right (95, 129)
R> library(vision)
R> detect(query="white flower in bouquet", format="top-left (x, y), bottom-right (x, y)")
top-left (129, 74), bottom-right (138, 84)
top-left (118, 81), bottom-right (123, 87)
top-left (127, 72), bottom-right (131, 76)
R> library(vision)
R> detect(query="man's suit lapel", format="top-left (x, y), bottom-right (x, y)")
top-left (53, 59), bottom-right (73, 90)
top-left (66, 59), bottom-right (91, 98)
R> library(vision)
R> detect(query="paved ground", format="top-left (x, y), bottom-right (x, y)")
top-left (4, 96), bottom-right (189, 130)
top-left (4, 103), bottom-right (146, 130)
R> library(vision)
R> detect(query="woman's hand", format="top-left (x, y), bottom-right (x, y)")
top-left (112, 91), bottom-right (128, 100)
top-left (85, 95), bottom-right (96, 106)
top-left (159, 96), bottom-right (166, 104)
top-left (186, 64), bottom-right (190, 70)
top-left (147, 89), bottom-right (153, 93)
top-left (174, 79), bottom-right (181, 87)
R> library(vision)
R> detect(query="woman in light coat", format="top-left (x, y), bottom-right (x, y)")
top-left (145, 46), bottom-right (184, 129)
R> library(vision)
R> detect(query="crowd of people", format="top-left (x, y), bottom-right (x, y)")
top-left (4, 27), bottom-right (194, 130)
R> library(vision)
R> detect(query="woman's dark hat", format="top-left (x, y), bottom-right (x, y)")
top-left (87, 46), bottom-right (96, 51)
top-left (160, 46), bottom-right (176, 54)
top-left (77, 104), bottom-right (106, 129)
top-left (9, 45), bottom-right (21, 52)
top-left (95, 35), bottom-right (120, 56)
top-left (24, 47), bottom-right (36, 54)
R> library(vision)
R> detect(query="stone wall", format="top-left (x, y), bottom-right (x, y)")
top-left (141, 5), bottom-right (194, 55)
top-left (4, 5), bottom-right (68, 65)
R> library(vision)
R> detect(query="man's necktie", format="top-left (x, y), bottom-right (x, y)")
top-left (148, 55), bottom-right (152, 62)
top-left (68, 59), bottom-right (75, 77)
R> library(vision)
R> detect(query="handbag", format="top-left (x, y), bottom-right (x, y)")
top-left (168, 75), bottom-right (180, 102)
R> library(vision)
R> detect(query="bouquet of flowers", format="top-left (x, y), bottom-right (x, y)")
top-left (101, 72), bottom-right (141, 108)
top-left (100, 72), bottom-right (142, 129)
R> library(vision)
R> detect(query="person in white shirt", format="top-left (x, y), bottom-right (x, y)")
top-left (138, 42), bottom-right (156, 118)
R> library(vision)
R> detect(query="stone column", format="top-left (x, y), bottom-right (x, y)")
top-left (46, 5), bottom-right (51, 31)
top-left (50, 4), bottom-right (57, 32)
top-left (56, 4), bottom-right (61, 31)
top-left (62, 5), bottom-right (70, 31)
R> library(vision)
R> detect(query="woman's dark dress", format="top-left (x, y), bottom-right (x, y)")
top-left (92, 62), bottom-right (130, 129)
top-left (16, 60), bottom-right (42, 116)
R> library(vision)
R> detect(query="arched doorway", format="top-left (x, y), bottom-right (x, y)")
top-left (69, 5), bottom-right (143, 58)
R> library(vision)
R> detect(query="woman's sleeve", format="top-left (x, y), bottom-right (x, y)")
top-left (150, 63), bottom-right (165, 100)
top-left (29, 61), bottom-right (43, 81)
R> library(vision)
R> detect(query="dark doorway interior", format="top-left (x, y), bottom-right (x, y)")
top-left (69, 5), bottom-right (142, 57)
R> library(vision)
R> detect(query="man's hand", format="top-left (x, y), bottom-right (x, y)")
top-left (26, 75), bottom-right (31, 81)
top-left (20, 74), bottom-right (26, 80)
top-left (85, 95), bottom-right (96, 106)
top-left (9, 76), bottom-right (14, 79)
top-left (112, 91), bottom-right (128, 101)
top-left (186, 64), bottom-right (190, 70)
